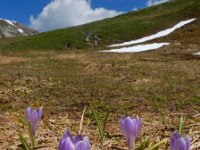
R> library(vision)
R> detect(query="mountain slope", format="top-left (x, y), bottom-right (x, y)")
top-left (0, 0), bottom-right (200, 51)
top-left (0, 19), bottom-right (38, 38)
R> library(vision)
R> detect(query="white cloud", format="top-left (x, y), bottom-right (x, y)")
top-left (30, 0), bottom-right (122, 32)
top-left (147, 0), bottom-right (170, 7)
top-left (132, 7), bottom-right (138, 11)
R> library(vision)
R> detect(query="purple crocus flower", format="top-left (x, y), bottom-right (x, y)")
top-left (170, 131), bottom-right (190, 150)
top-left (58, 130), bottom-right (90, 150)
top-left (120, 116), bottom-right (141, 149)
top-left (26, 106), bottom-right (42, 137)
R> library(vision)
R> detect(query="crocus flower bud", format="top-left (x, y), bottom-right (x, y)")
top-left (120, 116), bottom-right (141, 150)
top-left (170, 131), bottom-right (190, 150)
top-left (26, 106), bottom-right (42, 137)
top-left (58, 130), bottom-right (90, 150)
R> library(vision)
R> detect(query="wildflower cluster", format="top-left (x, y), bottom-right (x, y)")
top-left (58, 130), bottom-right (90, 150)
top-left (20, 106), bottom-right (190, 150)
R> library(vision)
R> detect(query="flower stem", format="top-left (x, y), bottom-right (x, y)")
top-left (129, 137), bottom-right (135, 150)
top-left (28, 123), bottom-right (35, 149)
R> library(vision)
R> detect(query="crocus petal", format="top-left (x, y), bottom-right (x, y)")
top-left (74, 134), bottom-right (83, 145)
top-left (170, 136), bottom-right (176, 150)
top-left (31, 109), bottom-right (41, 136)
top-left (173, 131), bottom-right (181, 139)
top-left (75, 141), bottom-right (85, 150)
top-left (120, 116), bottom-right (141, 146)
top-left (170, 131), bottom-right (180, 150)
top-left (120, 116), bottom-right (127, 140)
top-left (170, 131), bottom-right (190, 150)
top-left (128, 117), bottom-right (139, 138)
top-left (64, 137), bottom-right (75, 150)
top-left (185, 136), bottom-right (190, 150)
top-left (25, 106), bottom-right (43, 138)
top-left (25, 107), bottom-right (32, 122)
top-left (123, 117), bottom-right (135, 144)
top-left (31, 109), bottom-right (39, 121)
top-left (120, 117), bottom-right (130, 143)
top-left (58, 137), bottom-right (67, 150)
top-left (120, 116), bottom-right (126, 127)
top-left (83, 136), bottom-right (90, 150)
top-left (63, 130), bottom-right (73, 141)
top-left (175, 137), bottom-right (187, 150)
top-left (58, 131), bottom-right (90, 150)
top-left (131, 118), bottom-right (139, 138)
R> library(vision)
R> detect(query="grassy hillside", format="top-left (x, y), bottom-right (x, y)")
top-left (0, 0), bottom-right (200, 51)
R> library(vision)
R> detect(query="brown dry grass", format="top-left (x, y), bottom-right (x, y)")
top-left (0, 56), bottom-right (30, 65)
top-left (0, 110), bottom-right (199, 150)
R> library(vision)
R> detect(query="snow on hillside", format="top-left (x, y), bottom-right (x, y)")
top-left (0, 19), bottom-right (25, 34)
top-left (101, 18), bottom-right (195, 53)
top-left (4, 19), bottom-right (15, 26)
top-left (109, 18), bottom-right (196, 48)
top-left (0, 18), bottom-right (38, 38)
top-left (100, 43), bottom-right (170, 53)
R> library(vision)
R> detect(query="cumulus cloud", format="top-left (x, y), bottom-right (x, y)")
top-left (147, 0), bottom-right (170, 7)
top-left (30, 0), bottom-right (122, 32)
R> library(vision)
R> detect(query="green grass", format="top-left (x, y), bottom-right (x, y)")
top-left (0, 0), bottom-right (200, 51)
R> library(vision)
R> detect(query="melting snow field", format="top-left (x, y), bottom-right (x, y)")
top-left (109, 18), bottom-right (196, 48)
top-left (100, 18), bottom-right (195, 53)
top-left (100, 43), bottom-right (170, 53)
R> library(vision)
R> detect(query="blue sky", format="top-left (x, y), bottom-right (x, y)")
top-left (0, 0), bottom-right (52, 25)
top-left (0, 0), bottom-right (168, 31)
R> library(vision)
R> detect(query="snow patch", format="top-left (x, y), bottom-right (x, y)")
top-left (193, 52), bottom-right (200, 56)
top-left (4, 19), bottom-right (15, 26)
top-left (18, 28), bottom-right (24, 33)
top-left (109, 18), bottom-right (195, 47)
top-left (100, 43), bottom-right (170, 53)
